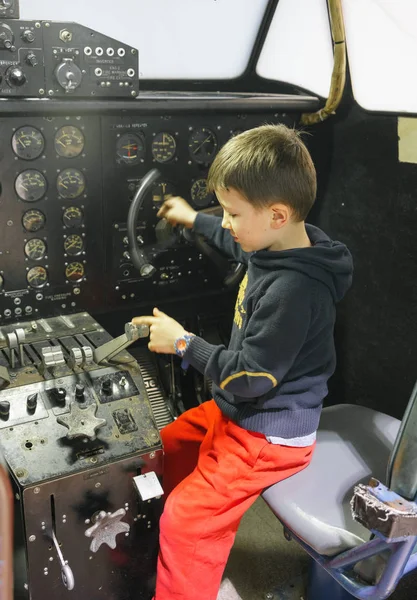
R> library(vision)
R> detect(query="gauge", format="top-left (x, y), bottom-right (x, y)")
top-left (190, 178), bottom-right (214, 208)
top-left (63, 206), bottom-right (83, 228)
top-left (64, 234), bottom-right (84, 256)
top-left (116, 132), bottom-right (145, 165)
top-left (54, 125), bottom-right (85, 158)
top-left (151, 132), bottom-right (176, 163)
top-left (188, 128), bottom-right (218, 164)
top-left (57, 169), bottom-right (86, 199)
top-left (27, 265), bottom-right (48, 288)
top-left (22, 209), bottom-right (46, 232)
top-left (0, 274), bottom-right (3, 291)
top-left (15, 170), bottom-right (47, 202)
top-left (12, 126), bottom-right (45, 160)
top-left (152, 182), bottom-right (175, 204)
top-left (65, 262), bottom-right (85, 282)
top-left (24, 238), bottom-right (47, 260)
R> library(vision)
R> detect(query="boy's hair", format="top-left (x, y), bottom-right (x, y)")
top-left (207, 124), bottom-right (317, 221)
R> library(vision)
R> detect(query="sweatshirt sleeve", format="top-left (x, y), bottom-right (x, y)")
top-left (184, 279), bottom-right (313, 401)
top-left (193, 213), bottom-right (250, 264)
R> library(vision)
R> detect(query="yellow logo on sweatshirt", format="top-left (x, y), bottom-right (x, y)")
top-left (234, 273), bottom-right (248, 329)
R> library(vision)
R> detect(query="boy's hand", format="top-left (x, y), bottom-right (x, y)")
top-left (157, 196), bottom-right (197, 228)
top-left (132, 308), bottom-right (187, 354)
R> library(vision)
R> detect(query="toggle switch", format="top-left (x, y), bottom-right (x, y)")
top-left (75, 383), bottom-right (85, 401)
top-left (0, 401), bottom-right (10, 420)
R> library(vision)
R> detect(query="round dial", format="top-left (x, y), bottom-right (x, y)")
top-left (57, 169), bottom-right (86, 199)
top-left (12, 126), bottom-right (45, 160)
top-left (63, 206), bottom-right (83, 228)
top-left (27, 265), bottom-right (48, 288)
top-left (190, 178), bottom-right (214, 208)
top-left (24, 238), bottom-right (47, 260)
top-left (188, 128), bottom-right (218, 164)
top-left (15, 170), bottom-right (47, 202)
top-left (22, 209), bottom-right (46, 232)
top-left (54, 125), bottom-right (85, 158)
top-left (152, 181), bottom-right (175, 204)
top-left (64, 234), bottom-right (84, 256)
top-left (152, 132), bottom-right (176, 163)
top-left (65, 262), bottom-right (85, 282)
top-left (116, 133), bottom-right (145, 165)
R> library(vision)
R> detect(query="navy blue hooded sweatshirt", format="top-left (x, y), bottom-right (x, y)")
top-left (183, 213), bottom-right (353, 440)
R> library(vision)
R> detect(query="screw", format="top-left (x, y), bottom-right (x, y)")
top-left (34, 487), bottom-right (40, 494)
top-left (149, 452), bottom-right (156, 459)
top-left (29, 535), bottom-right (36, 542)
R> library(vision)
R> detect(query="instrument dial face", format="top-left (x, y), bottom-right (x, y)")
top-left (190, 178), bottom-right (214, 208)
top-left (27, 265), bottom-right (48, 288)
top-left (152, 132), bottom-right (176, 163)
top-left (22, 209), bottom-right (46, 232)
top-left (63, 206), bottom-right (83, 228)
top-left (188, 128), bottom-right (218, 164)
top-left (57, 169), bottom-right (86, 199)
top-left (116, 133), bottom-right (145, 165)
top-left (152, 182), bottom-right (175, 204)
top-left (12, 126), bottom-right (45, 160)
top-left (64, 234), bottom-right (84, 256)
top-left (15, 170), bottom-right (47, 202)
top-left (24, 238), bottom-right (47, 260)
top-left (65, 262), bottom-right (85, 282)
top-left (54, 125), bottom-right (85, 158)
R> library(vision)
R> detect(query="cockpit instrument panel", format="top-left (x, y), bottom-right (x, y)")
top-left (0, 107), bottom-right (298, 322)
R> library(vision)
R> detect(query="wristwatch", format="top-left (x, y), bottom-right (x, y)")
top-left (174, 332), bottom-right (195, 358)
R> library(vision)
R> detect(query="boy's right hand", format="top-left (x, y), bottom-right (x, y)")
top-left (157, 196), bottom-right (197, 229)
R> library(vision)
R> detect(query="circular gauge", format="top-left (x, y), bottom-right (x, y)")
top-left (151, 132), bottom-right (176, 163)
top-left (64, 234), bottom-right (84, 256)
top-left (190, 178), bottom-right (214, 208)
top-left (57, 169), bottom-right (86, 199)
top-left (152, 181), bottom-right (175, 204)
top-left (54, 125), bottom-right (85, 158)
top-left (116, 132), bottom-right (145, 165)
top-left (63, 206), bottom-right (83, 228)
top-left (15, 170), bottom-right (47, 202)
top-left (22, 209), bottom-right (46, 232)
top-left (188, 128), bottom-right (218, 164)
top-left (65, 262), bottom-right (85, 282)
top-left (12, 126), bottom-right (45, 160)
top-left (27, 265), bottom-right (48, 288)
top-left (24, 238), bottom-right (47, 260)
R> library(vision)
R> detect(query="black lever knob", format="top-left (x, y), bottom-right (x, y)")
top-left (75, 383), bottom-right (85, 400)
top-left (27, 393), bottom-right (38, 412)
top-left (101, 378), bottom-right (112, 395)
top-left (6, 66), bottom-right (26, 87)
top-left (54, 387), bottom-right (67, 404)
top-left (0, 401), bottom-right (10, 419)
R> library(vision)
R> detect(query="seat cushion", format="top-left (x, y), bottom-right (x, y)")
top-left (262, 404), bottom-right (401, 556)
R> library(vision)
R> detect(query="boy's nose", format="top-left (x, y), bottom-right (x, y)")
top-left (222, 214), bottom-right (231, 229)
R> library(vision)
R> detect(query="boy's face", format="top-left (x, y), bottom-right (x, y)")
top-left (216, 187), bottom-right (284, 253)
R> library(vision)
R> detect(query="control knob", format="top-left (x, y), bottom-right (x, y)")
top-left (6, 66), bottom-right (26, 87)
top-left (25, 52), bottom-right (38, 67)
top-left (0, 400), bottom-right (10, 419)
top-left (55, 59), bottom-right (82, 92)
top-left (22, 30), bottom-right (35, 43)
top-left (101, 378), bottom-right (112, 395)
top-left (27, 393), bottom-right (37, 412)
top-left (75, 383), bottom-right (85, 401)
top-left (54, 387), bottom-right (67, 405)
top-left (0, 22), bottom-right (13, 50)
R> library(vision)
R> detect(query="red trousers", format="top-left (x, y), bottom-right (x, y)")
top-left (155, 400), bottom-right (315, 600)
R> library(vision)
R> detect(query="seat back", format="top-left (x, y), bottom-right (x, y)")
top-left (387, 380), bottom-right (417, 500)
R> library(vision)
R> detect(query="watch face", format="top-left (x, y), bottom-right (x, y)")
top-left (176, 337), bottom-right (188, 356)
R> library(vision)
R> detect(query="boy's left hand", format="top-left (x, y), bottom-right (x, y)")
top-left (132, 308), bottom-right (187, 354)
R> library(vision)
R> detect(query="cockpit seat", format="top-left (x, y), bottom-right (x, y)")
top-left (262, 398), bottom-right (417, 600)
top-left (263, 404), bottom-right (400, 557)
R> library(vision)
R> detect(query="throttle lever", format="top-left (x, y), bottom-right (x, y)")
top-left (93, 322), bottom-right (149, 364)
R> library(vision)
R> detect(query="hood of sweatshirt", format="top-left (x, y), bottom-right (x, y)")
top-left (250, 224), bottom-right (353, 302)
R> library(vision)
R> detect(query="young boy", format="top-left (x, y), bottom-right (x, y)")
top-left (133, 124), bottom-right (353, 600)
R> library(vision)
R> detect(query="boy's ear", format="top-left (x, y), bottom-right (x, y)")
top-left (270, 203), bottom-right (289, 229)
